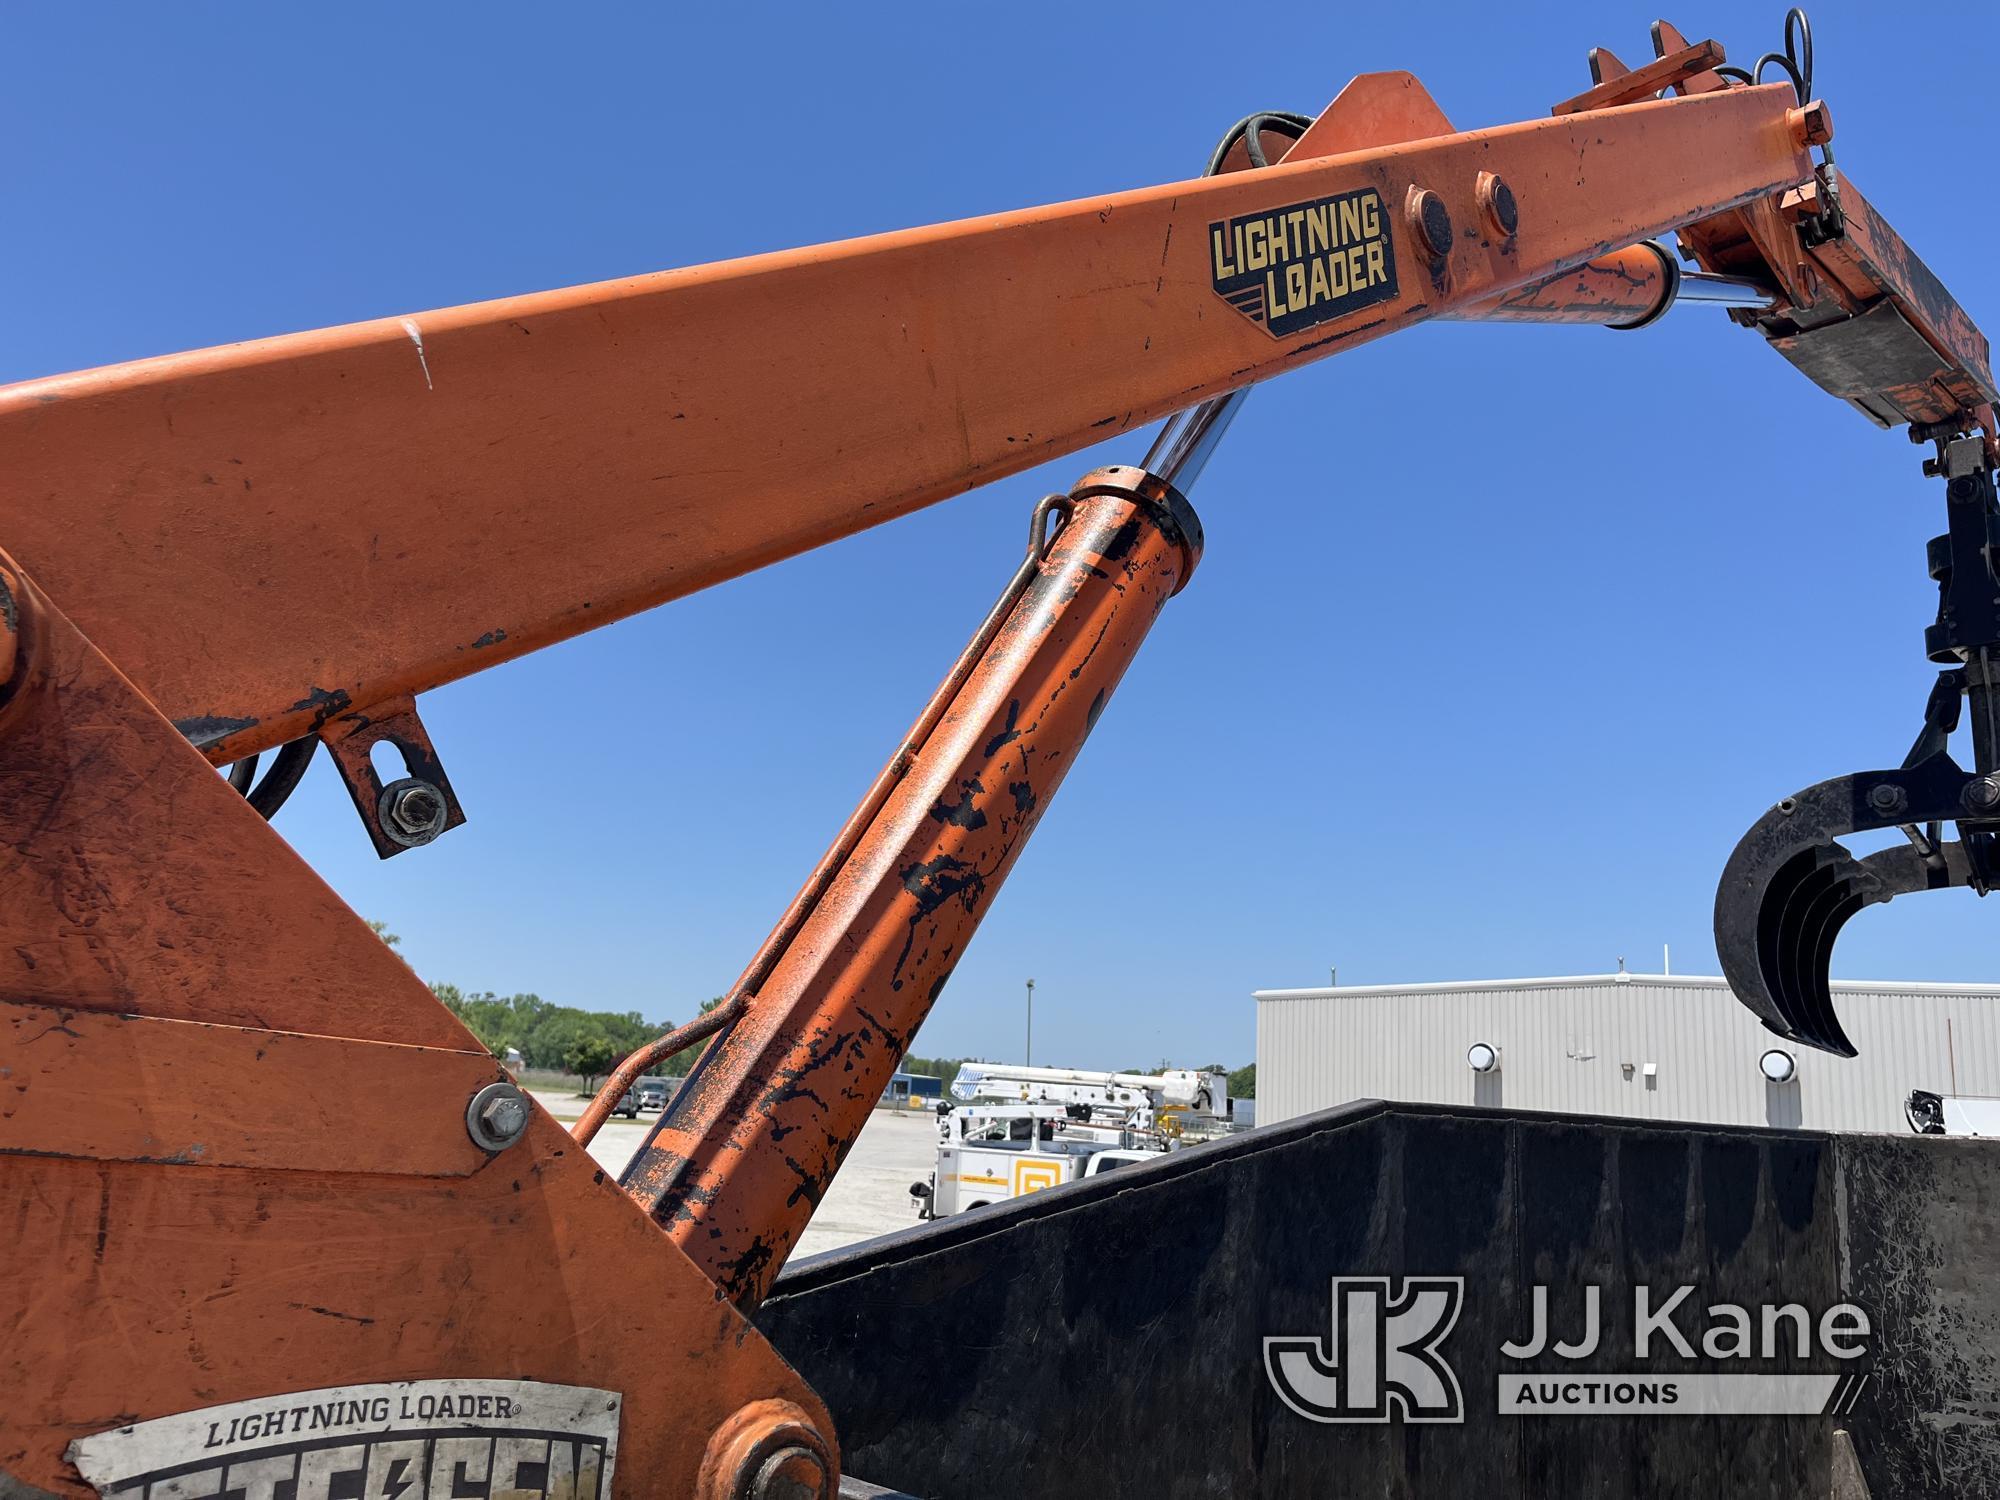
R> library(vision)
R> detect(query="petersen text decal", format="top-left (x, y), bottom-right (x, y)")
top-left (66, 1379), bottom-right (621, 1499)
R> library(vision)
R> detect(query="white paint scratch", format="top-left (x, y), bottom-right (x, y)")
top-left (400, 318), bottom-right (434, 391)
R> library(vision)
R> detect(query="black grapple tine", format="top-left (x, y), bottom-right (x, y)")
top-left (1719, 435), bottom-right (2000, 1058)
top-left (1776, 849), bottom-right (1862, 1055)
top-left (1715, 756), bottom-right (1975, 1055)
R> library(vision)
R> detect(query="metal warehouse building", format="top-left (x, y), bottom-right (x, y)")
top-left (1253, 972), bottom-right (2000, 1135)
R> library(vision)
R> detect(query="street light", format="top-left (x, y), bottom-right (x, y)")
top-left (1025, 978), bottom-right (1034, 1067)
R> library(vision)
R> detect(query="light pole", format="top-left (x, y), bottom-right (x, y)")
top-left (1025, 978), bottom-right (1034, 1067)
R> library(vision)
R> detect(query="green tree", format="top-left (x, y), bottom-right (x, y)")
top-left (901, 1055), bottom-right (969, 1092)
top-left (1228, 1063), bottom-right (1256, 1100)
top-left (432, 984), bottom-right (519, 1056)
top-left (565, 1033), bottom-right (619, 1090)
top-left (655, 995), bottom-right (733, 1077)
top-left (426, 979), bottom-right (681, 1078)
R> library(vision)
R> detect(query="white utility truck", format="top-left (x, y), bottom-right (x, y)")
top-left (911, 1102), bottom-right (1160, 1219)
top-left (948, 1062), bottom-right (1234, 1133)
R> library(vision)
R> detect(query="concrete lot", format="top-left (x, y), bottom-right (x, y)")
top-left (527, 1090), bottom-right (936, 1259)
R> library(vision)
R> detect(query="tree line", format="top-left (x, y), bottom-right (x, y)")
top-left (427, 984), bottom-right (722, 1085)
top-left (385, 926), bottom-right (1255, 1097)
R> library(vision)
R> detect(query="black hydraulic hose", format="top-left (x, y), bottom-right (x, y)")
top-left (1203, 110), bottom-right (1314, 177)
top-left (226, 753), bottom-right (260, 794)
top-left (246, 736), bottom-right (317, 820)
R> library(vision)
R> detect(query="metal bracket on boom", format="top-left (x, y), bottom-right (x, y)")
top-left (1717, 433), bottom-right (2000, 1054)
top-left (319, 692), bottom-right (466, 858)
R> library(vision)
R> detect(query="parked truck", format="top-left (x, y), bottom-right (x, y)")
top-left (950, 1061), bottom-right (1234, 1133)
top-left (911, 1102), bottom-right (1161, 1218)
top-left (11, 9), bottom-right (2000, 1495)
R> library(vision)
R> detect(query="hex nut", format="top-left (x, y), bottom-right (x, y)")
top-left (466, 1082), bottom-right (531, 1152)
top-left (482, 1094), bottom-right (528, 1138)
top-left (390, 785), bottom-right (443, 833)
top-left (378, 776), bottom-right (450, 847)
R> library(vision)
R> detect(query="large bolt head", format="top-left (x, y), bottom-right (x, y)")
top-left (466, 1082), bottom-right (531, 1152)
top-left (1867, 783), bottom-right (1909, 818)
top-left (389, 784), bottom-right (444, 833)
top-left (481, 1095), bottom-right (528, 1139)
top-left (378, 776), bottom-right (450, 847)
top-left (1966, 776), bottom-right (2000, 815)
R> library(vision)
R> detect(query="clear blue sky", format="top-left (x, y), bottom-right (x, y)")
top-left (7, 4), bottom-right (1996, 1072)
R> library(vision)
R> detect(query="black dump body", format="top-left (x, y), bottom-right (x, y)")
top-left (759, 1101), bottom-right (2000, 1499)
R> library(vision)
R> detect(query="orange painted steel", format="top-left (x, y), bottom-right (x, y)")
top-left (0, 555), bottom-right (466, 1049)
top-left (4, 26), bottom-right (1998, 1495)
top-left (0, 84), bottom-right (1809, 765)
top-left (0, 1001), bottom-right (501, 1176)
top-left (1450, 245), bottom-right (1673, 326)
top-left (622, 468), bottom-right (1201, 1307)
top-left (1552, 36), bottom-right (1727, 116)
top-left (694, 1399), bottom-right (837, 1500)
top-left (1284, 71), bottom-right (1456, 159)
top-left (1777, 173), bottom-right (2000, 428)
top-left (0, 552), bottom-right (836, 1498)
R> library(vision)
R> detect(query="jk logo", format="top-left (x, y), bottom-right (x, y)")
top-left (1264, 1277), bottom-right (1465, 1423)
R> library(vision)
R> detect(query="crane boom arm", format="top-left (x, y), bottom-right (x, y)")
top-left (6, 19), bottom-right (2000, 1496)
top-left (0, 81), bottom-right (1814, 762)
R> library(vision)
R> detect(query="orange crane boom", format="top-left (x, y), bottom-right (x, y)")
top-left (0, 76), bottom-right (1816, 767)
top-left (2, 15), bottom-right (1995, 1499)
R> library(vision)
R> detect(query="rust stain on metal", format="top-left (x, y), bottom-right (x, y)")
top-left (620, 469), bottom-right (1201, 1307)
top-left (0, 84), bottom-right (1807, 765)
top-left (0, 576), bottom-right (833, 1495)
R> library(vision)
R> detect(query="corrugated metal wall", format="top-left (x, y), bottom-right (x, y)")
top-left (1254, 974), bottom-right (2000, 1133)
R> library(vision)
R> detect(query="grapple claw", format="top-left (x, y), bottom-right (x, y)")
top-left (1716, 755), bottom-right (1979, 1055)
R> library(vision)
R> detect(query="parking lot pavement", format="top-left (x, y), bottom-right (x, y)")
top-left (525, 1090), bottom-right (937, 1258)
top-left (524, 1089), bottom-right (650, 1174)
top-left (793, 1106), bottom-right (936, 1260)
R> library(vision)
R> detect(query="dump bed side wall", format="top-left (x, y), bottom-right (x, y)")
top-left (758, 1103), bottom-right (2000, 1499)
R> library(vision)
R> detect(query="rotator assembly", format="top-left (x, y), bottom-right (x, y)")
top-left (1716, 428), bottom-right (2000, 1054)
